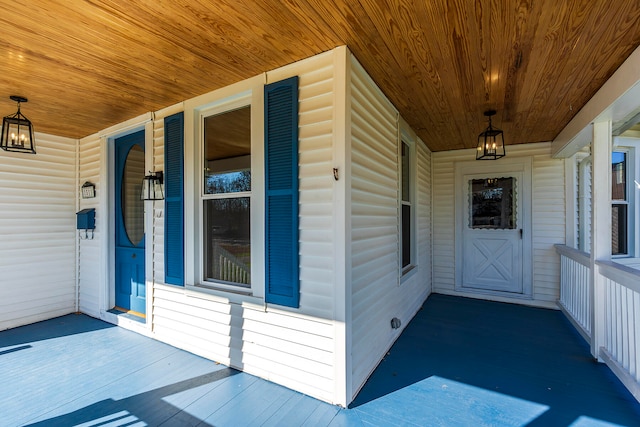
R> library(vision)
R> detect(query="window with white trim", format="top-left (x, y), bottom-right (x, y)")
top-left (189, 87), bottom-right (265, 295)
top-left (203, 105), bottom-right (252, 286)
top-left (610, 140), bottom-right (639, 258)
top-left (185, 76), bottom-right (299, 307)
top-left (399, 128), bottom-right (417, 276)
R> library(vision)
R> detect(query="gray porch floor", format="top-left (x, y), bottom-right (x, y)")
top-left (1, 294), bottom-right (639, 426)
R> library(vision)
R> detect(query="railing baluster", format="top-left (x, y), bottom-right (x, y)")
top-left (634, 292), bottom-right (640, 382)
top-left (617, 282), bottom-right (623, 362)
top-left (556, 246), bottom-right (592, 338)
top-left (622, 286), bottom-right (630, 371)
top-left (593, 260), bottom-right (640, 401)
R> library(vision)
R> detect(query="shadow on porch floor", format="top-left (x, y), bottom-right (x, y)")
top-left (1, 294), bottom-right (639, 426)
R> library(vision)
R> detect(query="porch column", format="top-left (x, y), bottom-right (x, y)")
top-left (590, 120), bottom-right (612, 360)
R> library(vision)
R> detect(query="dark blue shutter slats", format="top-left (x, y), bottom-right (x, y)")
top-left (164, 112), bottom-right (184, 286)
top-left (265, 76), bottom-right (299, 308)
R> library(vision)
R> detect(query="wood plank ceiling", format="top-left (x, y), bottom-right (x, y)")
top-left (1, 0), bottom-right (639, 152)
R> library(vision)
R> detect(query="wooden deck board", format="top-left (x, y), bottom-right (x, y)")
top-left (1, 295), bottom-right (639, 426)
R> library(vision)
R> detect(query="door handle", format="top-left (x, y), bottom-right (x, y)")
top-left (519, 229), bottom-right (523, 239)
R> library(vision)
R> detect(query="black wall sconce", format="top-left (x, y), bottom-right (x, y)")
top-left (476, 110), bottom-right (505, 160)
top-left (1, 96), bottom-right (36, 154)
top-left (141, 171), bottom-right (164, 200)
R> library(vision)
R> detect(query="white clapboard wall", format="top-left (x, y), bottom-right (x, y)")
top-left (349, 55), bottom-right (432, 401)
top-left (0, 133), bottom-right (77, 330)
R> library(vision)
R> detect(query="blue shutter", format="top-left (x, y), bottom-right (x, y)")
top-left (265, 76), bottom-right (299, 308)
top-left (164, 112), bottom-right (184, 286)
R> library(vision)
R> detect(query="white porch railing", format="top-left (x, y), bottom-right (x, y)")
top-left (555, 244), bottom-right (591, 341)
top-left (597, 260), bottom-right (640, 401)
top-left (555, 244), bottom-right (640, 402)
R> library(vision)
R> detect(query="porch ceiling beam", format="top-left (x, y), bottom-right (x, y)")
top-left (612, 109), bottom-right (640, 136)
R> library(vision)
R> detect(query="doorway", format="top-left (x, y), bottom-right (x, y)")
top-left (455, 159), bottom-right (532, 298)
top-left (114, 130), bottom-right (146, 315)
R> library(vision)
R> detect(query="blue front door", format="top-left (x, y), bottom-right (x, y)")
top-left (114, 131), bottom-right (146, 315)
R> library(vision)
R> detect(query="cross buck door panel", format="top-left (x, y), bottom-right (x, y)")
top-left (462, 174), bottom-right (523, 294)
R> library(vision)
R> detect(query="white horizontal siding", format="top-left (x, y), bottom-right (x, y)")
top-left (417, 139), bottom-right (432, 291)
top-left (152, 286), bottom-right (235, 358)
top-left (350, 56), bottom-right (398, 396)
top-left (296, 61), bottom-right (337, 319)
top-left (349, 56), bottom-right (431, 400)
top-left (77, 133), bottom-right (103, 317)
top-left (391, 139), bottom-right (433, 348)
top-left (432, 142), bottom-right (565, 307)
top-left (432, 151), bottom-right (457, 291)
top-left (152, 285), bottom-right (335, 402)
top-left (0, 133), bottom-right (76, 330)
top-left (235, 305), bottom-right (335, 402)
top-left (532, 152), bottom-right (566, 302)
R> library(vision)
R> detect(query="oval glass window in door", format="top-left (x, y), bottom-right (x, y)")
top-left (122, 144), bottom-right (145, 246)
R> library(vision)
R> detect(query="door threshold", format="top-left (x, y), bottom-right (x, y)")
top-left (108, 307), bottom-right (146, 323)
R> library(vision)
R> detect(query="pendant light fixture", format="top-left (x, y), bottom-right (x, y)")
top-left (476, 110), bottom-right (505, 160)
top-left (1, 96), bottom-right (36, 154)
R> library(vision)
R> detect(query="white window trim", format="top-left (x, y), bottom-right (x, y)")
top-left (183, 75), bottom-right (266, 299)
top-left (399, 120), bottom-right (417, 280)
top-left (613, 137), bottom-right (639, 258)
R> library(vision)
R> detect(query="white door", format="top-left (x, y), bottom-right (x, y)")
top-left (461, 173), bottom-right (523, 293)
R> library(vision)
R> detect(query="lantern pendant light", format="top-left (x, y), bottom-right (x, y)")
top-left (1, 96), bottom-right (36, 154)
top-left (476, 110), bottom-right (505, 160)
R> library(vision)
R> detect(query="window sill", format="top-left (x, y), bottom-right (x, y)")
top-left (184, 283), bottom-right (263, 306)
top-left (401, 264), bottom-right (417, 284)
top-left (196, 281), bottom-right (251, 295)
